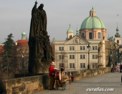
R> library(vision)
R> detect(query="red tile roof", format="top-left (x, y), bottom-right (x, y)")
top-left (0, 45), bottom-right (4, 55)
top-left (16, 40), bottom-right (28, 46)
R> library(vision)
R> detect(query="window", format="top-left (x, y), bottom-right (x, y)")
top-left (89, 32), bottom-right (93, 39)
top-left (69, 46), bottom-right (75, 50)
top-left (92, 55), bottom-right (98, 59)
top-left (59, 47), bottom-right (64, 51)
top-left (80, 63), bottom-right (85, 68)
top-left (92, 46), bottom-right (98, 50)
top-left (98, 32), bottom-right (102, 39)
top-left (80, 55), bottom-right (85, 59)
top-left (59, 63), bottom-right (64, 68)
top-left (70, 63), bottom-right (75, 68)
top-left (80, 46), bottom-right (85, 50)
top-left (92, 63), bottom-right (97, 69)
top-left (69, 55), bottom-right (75, 59)
top-left (117, 40), bottom-right (119, 44)
top-left (69, 35), bottom-right (73, 39)
top-left (59, 55), bottom-right (64, 60)
top-left (82, 33), bottom-right (85, 38)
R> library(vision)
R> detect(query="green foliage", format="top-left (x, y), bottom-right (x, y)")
top-left (3, 33), bottom-right (16, 60)
top-left (1, 33), bottom-right (16, 74)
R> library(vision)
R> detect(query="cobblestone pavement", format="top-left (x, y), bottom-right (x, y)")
top-left (35, 73), bottom-right (122, 94)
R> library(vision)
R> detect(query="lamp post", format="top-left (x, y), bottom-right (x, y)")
top-left (87, 43), bottom-right (91, 70)
top-left (98, 47), bottom-right (100, 69)
top-left (120, 52), bottom-right (122, 72)
top-left (109, 49), bottom-right (113, 69)
top-left (114, 43), bottom-right (119, 64)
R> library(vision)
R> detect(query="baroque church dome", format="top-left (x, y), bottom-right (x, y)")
top-left (80, 8), bottom-right (105, 30)
top-left (79, 8), bottom-right (107, 40)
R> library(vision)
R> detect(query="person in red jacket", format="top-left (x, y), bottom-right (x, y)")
top-left (49, 61), bottom-right (55, 90)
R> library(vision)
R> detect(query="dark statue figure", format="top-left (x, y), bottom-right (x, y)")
top-left (28, 1), bottom-right (53, 74)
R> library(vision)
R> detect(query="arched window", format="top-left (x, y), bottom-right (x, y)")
top-left (98, 32), bottom-right (102, 39)
top-left (69, 35), bottom-right (72, 39)
top-left (82, 33), bottom-right (85, 38)
top-left (117, 40), bottom-right (119, 44)
top-left (89, 32), bottom-right (93, 39)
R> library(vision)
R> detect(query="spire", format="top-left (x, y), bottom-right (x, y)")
top-left (115, 24), bottom-right (120, 37)
top-left (67, 24), bottom-right (73, 33)
top-left (67, 24), bottom-right (74, 40)
top-left (116, 24), bottom-right (119, 32)
top-left (76, 28), bottom-right (79, 35)
top-left (89, 7), bottom-right (96, 17)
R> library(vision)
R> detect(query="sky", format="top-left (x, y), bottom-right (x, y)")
top-left (0, 0), bottom-right (122, 43)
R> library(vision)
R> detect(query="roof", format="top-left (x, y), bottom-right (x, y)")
top-left (0, 45), bottom-right (4, 55)
top-left (80, 16), bottom-right (105, 30)
top-left (16, 40), bottom-right (28, 46)
top-left (67, 24), bottom-right (74, 33)
top-left (80, 8), bottom-right (105, 30)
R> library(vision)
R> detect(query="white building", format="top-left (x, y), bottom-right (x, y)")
top-left (52, 8), bottom-right (107, 72)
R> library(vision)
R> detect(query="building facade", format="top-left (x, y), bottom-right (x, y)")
top-left (52, 8), bottom-right (107, 72)
top-left (16, 32), bottom-right (29, 74)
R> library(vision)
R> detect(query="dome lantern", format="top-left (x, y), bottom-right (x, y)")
top-left (89, 7), bottom-right (96, 17)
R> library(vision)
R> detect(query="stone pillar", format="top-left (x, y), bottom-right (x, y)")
top-left (101, 37), bottom-right (106, 67)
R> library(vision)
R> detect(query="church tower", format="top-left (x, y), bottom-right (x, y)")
top-left (67, 24), bottom-right (74, 40)
top-left (114, 25), bottom-right (122, 45)
top-left (79, 8), bottom-right (107, 40)
top-left (21, 32), bottom-right (27, 40)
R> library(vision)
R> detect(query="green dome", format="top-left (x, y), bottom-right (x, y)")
top-left (22, 32), bottom-right (26, 35)
top-left (80, 8), bottom-right (105, 30)
top-left (80, 16), bottom-right (105, 30)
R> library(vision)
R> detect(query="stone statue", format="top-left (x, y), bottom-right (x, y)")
top-left (28, 1), bottom-right (53, 74)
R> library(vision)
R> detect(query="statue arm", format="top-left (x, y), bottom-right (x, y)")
top-left (32, 1), bottom-right (38, 14)
top-left (34, 1), bottom-right (38, 8)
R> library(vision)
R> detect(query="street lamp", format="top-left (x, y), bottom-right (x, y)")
top-left (114, 43), bottom-right (119, 65)
top-left (87, 43), bottom-right (91, 69)
top-left (119, 51), bottom-right (122, 72)
top-left (98, 47), bottom-right (100, 69)
top-left (108, 49), bottom-right (113, 68)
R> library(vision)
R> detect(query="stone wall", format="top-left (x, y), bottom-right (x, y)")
top-left (1, 67), bottom-right (111, 94)
top-left (74, 67), bottom-right (111, 80)
top-left (2, 75), bottom-right (46, 94)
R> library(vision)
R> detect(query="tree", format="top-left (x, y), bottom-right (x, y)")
top-left (1, 33), bottom-right (16, 78)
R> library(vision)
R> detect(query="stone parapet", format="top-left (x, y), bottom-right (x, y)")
top-left (1, 68), bottom-right (111, 94)
top-left (2, 75), bottom-right (45, 94)
top-left (74, 67), bottom-right (111, 80)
